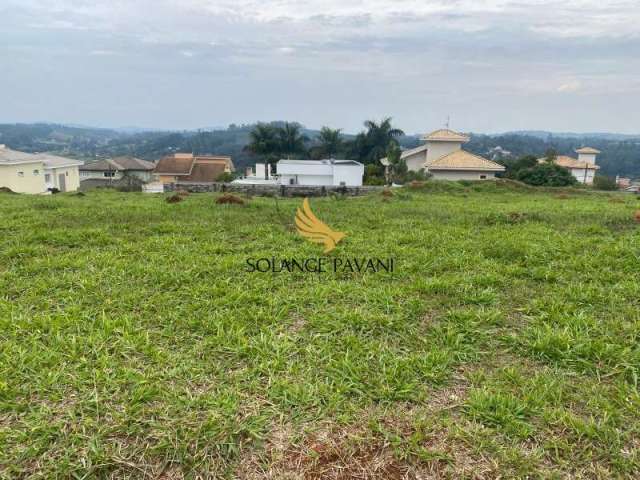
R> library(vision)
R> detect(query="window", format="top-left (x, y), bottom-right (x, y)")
top-left (45, 174), bottom-right (51, 182)
top-left (65, 171), bottom-right (69, 177)
top-left (33, 169), bottom-right (40, 175)
top-left (480, 175), bottom-right (487, 179)
top-left (103, 171), bottom-right (116, 178)
top-left (17, 171), bottom-right (24, 177)
top-left (289, 178), bottom-right (295, 185)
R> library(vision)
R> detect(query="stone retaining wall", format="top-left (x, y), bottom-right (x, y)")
top-left (164, 182), bottom-right (385, 197)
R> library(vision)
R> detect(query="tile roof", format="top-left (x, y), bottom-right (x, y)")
top-left (181, 162), bottom-right (227, 182)
top-left (154, 155), bottom-right (195, 175)
top-left (380, 144), bottom-right (428, 165)
top-left (195, 155), bottom-right (235, 172)
top-left (428, 150), bottom-right (505, 171)
top-left (0, 146), bottom-right (83, 167)
top-left (575, 147), bottom-right (601, 154)
top-left (539, 156), bottom-right (600, 170)
top-left (422, 129), bottom-right (470, 142)
top-left (81, 156), bottom-right (155, 171)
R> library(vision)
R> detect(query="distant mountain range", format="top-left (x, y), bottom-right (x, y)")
top-left (503, 130), bottom-right (640, 141)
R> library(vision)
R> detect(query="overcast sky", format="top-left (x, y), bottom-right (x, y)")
top-left (1, 0), bottom-right (639, 134)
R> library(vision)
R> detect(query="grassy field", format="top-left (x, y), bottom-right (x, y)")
top-left (1, 183), bottom-right (639, 479)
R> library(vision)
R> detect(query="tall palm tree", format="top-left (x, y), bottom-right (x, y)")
top-left (317, 127), bottom-right (343, 158)
top-left (363, 117), bottom-right (404, 163)
top-left (278, 122), bottom-right (308, 159)
top-left (246, 123), bottom-right (279, 162)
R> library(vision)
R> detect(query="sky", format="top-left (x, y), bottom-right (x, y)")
top-left (1, 0), bottom-right (640, 134)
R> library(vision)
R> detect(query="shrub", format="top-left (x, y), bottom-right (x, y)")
top-left (216, 193), bottom-right (244, 205)
top-left (165, 194), bottom-right (184, 203)
top-left (217, 172), bottom-right (235, 183)
top-left (515, 163), bottom-right (577, 187)
top-left (593, 175), bottom-right (618, 191)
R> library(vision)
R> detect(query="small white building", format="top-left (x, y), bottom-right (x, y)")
top-left (0, 145), bottom-right (83, 193)
top-left (381, 129), bottom-right (505, 180)
top-left (538, 148), bottom-right (600, 185)
top-left (277, 159), bottom-right (364, 186)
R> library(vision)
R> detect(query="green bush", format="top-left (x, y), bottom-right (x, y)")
top-left (216, 172), bottom-right (235, 183)
top-left (592, 175), bottom-right (617, 191)
top-left (515, 163), bottom-right (577, 187)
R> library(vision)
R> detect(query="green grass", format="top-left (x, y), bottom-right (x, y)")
top-left (1, 183), bottom-right (639, 478)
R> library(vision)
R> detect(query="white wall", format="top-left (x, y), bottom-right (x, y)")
top-left (570, 168), bottom-right (595, 184)
top-left (426, 141), bottom-right (463, 164)
top-left (404, 150), bottom-right (427, 172)
top-left (277, 162), bottom-right (363, 186)
top-left (0, 162), bottom-right (46, 193)
top-left (80, 170), bottom-right (124, 180)
top-left (430, 170), bottom-right (497, 181)
top-left (577, 153), bottom-right (597, 165)
top-left (279, 174), bottom-right (334, 186)
top-left (333, 165), bottom-right (364, 186)
top-left (46, 166), bottom-right (81, 192)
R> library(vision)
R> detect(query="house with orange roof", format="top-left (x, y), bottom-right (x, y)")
top-left (153, 153), bottom-right (234, 184)
top-left (538, 147), bottom-right (600, 185)
top-left (381, 128), bottom-right (505, 180)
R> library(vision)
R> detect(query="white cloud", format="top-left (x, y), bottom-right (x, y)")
top-left (557, 80), bottom-right (582, 93)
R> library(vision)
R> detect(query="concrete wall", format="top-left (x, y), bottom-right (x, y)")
top-left (278, 165), bottom-right (364, 186)
top-left (404, 150), bottom-right (427, 172)
top-left (0, 161), bottom-right (46, 193)
top-left (279, 174), bottom-right (334, 186)
top-left (569, 168), bottom-right (595, 184)
top-left (429, 170), bottom-right (497, 181)
top-left (332, 165), bottom-right (364, 186)
top-left (426, 141), bottom-right (463, 164)
top-left (80, 170), bottom-right (124, 181)
top-left (165, 182), bottom-right (383, 197)
top-left (577, 153), bottom-right (597, 165)
top-left (47, 166), bottom-right (80, 192)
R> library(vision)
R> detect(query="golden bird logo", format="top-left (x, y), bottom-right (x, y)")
top-left (295, 198), bottom-right (346, 253)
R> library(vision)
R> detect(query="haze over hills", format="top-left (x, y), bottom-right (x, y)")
top-left (1, 122), bottom-right (639, 178)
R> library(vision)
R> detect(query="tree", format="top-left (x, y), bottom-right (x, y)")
top-left (385, 143), bottom-right (407, 184)
top-left (277, 122), bottom-right (308, 159)
top-left (515, 163), bottom-right (577, 187)
top-left (504, 154), bottom-right (539, 178)
top-left (360, 117), bottom-right (404, 164)
top-left (543, 148), bottom-right (558, 163)
top-left (246, 123), bottom-right (279, 162)
top-left (316, 127), bottom-right (343, 158)
top-left (592, 175), bottom-right (618, 191)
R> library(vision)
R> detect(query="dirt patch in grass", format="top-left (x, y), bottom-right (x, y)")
top-left (216, 193), bottom-right (245, 205)
top-left (165, 194), bottom-right (184, 204)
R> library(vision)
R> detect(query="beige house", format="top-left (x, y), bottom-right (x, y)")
top-left (538, 147), bottom-right (600, 185)
top-left (153, 154), bottom-right (234, 184)
top-left (382, 129), bottom-right (505, 180)
top-left (80, 156), bottom-right (155, 182)
top-left (0, 145), bottom-right (83, 193)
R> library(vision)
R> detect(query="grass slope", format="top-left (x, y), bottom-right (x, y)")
top-left (1, 184), bottom-right (639, 478)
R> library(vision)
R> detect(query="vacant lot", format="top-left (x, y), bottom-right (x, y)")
top-left (1, 183), bottom-right (639, 479)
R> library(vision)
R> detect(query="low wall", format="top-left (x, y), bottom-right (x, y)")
top-left (164, 182), bottom-right (384, 197)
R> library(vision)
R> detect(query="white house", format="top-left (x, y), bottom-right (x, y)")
top-left (539, 147), bottom-right (600, 185)
top-left (0, 145), bottom-right (83, 193)
top-left (277, 159), bottom-right (364, 186)
top-left (381, 129), bottom-right (505, 180)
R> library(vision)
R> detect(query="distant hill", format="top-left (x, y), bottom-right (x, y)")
top-left (505, 130), bottom-right (640, 141)
top-left (1, 122), bottom-right (639, 178)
